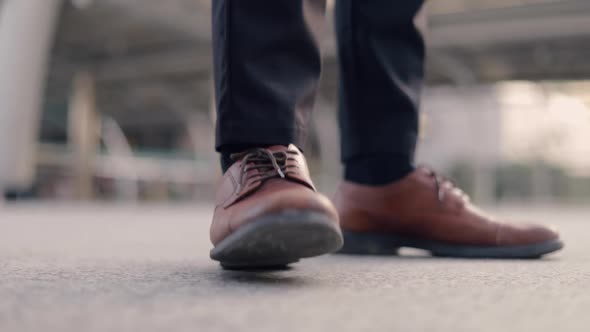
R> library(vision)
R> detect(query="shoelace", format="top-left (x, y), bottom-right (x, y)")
top-left (230, 148), bottom-right (299, 189)
top-left (422, 166), bottom-right (468, 203)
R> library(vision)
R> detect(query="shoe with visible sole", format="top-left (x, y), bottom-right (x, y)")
top-left (339, 231), bottom-right (563, 259)
top-left (210, 145), bottom-right (342, 269)
top-left (334, 166), bottom-right (563, 259)
top-left (211, 210), bottom-right (342, 269)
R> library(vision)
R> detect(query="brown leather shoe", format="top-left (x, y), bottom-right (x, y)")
top-left (210, 145), bottom-right (343, 268)
top-left (334, 166), bottom-right (563, 258)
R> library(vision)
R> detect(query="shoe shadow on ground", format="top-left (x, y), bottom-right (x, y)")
top-left (210, 251), bottom-right (561, 282)
top-left (146, 263), bottom-right (320, 290)
top-left (333, 252), bottom-right (562, 262)
top-left (189, 253), bottom-right (562, 290)
top-left (215, 266), bottom-right (321, 288)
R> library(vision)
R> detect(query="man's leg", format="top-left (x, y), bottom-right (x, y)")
top-left (209, 0), bottom-right (343, 269)
top-left (335, 0), bottom-right (425, 186)
top-left (213, 0), bottom-right (324, 172)
top-left (333, 0), bottom-right (563, 258)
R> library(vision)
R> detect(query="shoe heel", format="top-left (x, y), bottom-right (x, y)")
top-left (337, 231), bottom-right (401, 255)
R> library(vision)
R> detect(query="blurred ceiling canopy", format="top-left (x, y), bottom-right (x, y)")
top-left (50, 0), bottom-right (590, 84)
top-left (42, 0), bottom-right (590, 131)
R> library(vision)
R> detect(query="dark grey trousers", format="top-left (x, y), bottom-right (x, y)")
top-left (212, 0), bottom-right (425, 164)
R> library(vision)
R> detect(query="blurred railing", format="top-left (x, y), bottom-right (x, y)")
top-left (430, 0), bottom-right (571, 14)
top-left (38, 143), bottom-right (215, 185)
top-left (428, 0), bottom-right (590, 47)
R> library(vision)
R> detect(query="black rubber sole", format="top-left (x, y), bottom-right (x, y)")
top-left (210, 210), bottom-right (343, 269)
top-left (338, 231), bottom-right (564, 259)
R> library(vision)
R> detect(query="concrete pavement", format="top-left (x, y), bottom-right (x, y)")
top-left (0, 203), bottom-right (588, 332)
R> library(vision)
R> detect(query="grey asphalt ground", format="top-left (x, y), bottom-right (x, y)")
top-left (0, 203), bottom-right (588, 332)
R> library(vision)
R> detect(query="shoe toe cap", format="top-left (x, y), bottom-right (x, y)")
top-left (497, 222), bottom-right (560, 246)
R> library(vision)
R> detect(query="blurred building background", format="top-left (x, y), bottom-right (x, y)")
top-left (3, 0), bottom-right (590, 203)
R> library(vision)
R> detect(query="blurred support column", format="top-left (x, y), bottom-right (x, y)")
top-left (68, 72), bottom-right (100, 200)
top-left (101, 116), bottom-right (139, 201)
top-left (0, 0), bottom-right (62, 192)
